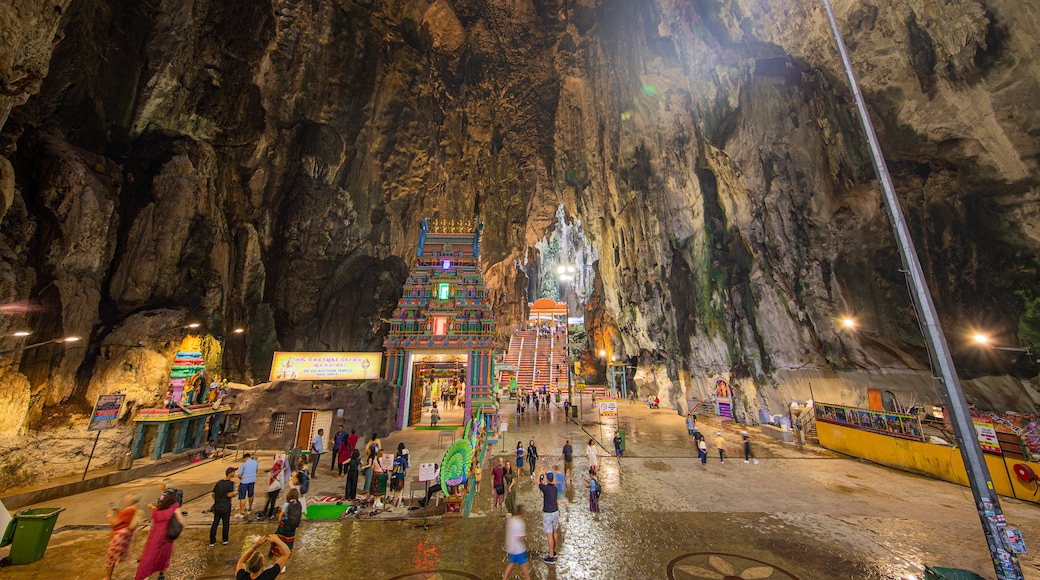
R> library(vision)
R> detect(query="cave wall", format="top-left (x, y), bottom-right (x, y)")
top-left (0, 0), bottom-right (1037, 472)
top-left (225, 379), bottom-right (398, 452)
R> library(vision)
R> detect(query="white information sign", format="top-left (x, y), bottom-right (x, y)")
top-left (499, 421), bottom-right (508, 433)
top-left (419, 462), bottom-right (437, 482)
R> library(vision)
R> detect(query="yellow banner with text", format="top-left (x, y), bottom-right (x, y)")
top-left (270, 352), bottom-right (382, 381)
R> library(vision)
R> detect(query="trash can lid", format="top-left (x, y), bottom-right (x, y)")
top-left (14, 507), bottom-right (66, 519)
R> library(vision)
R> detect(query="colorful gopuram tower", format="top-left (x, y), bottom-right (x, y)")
top-left (383, 218), bottom-right (498, 429)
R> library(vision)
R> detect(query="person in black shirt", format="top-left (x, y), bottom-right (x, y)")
top-left (210, 467), bottom-right (237, 546)
top-left (538, 471), bottom-right (560, 564)
top-left (235, 534), bottom-right (290, 579)
top-left (526, 440), bottom-right (539, 477)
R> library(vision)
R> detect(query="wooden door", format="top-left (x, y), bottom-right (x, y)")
top-left (409, 376), bottom-right (423, 426)
top-left (296, 411), bottom-right (314, 449)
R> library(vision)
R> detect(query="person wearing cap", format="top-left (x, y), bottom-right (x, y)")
top-left (715, 431), bottom-right (726, 463)
top-left (210, 467), bottom-right (237, 547)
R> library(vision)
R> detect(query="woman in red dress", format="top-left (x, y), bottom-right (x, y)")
top-left (134, 491), bottom-right (184, 579)
top-left (104, 493), bottom-right (141, 579)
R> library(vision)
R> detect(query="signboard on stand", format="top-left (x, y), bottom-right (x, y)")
top-left (88, 394), bottom-right (126, 431)
top-left (419, 463), bottom-right (436, 482)
top-left (598, 398), bottom-right (618, 419)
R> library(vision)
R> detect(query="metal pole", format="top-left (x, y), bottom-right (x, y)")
top-left (82, 430), bottom-right (101, 480)
top-left (820, 1), bottom-right (1023, 577)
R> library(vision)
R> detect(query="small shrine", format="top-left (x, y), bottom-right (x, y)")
top-left (131, 339), bottom-right (230, 461)
top-left (383, 218), bottom-right (497, 429)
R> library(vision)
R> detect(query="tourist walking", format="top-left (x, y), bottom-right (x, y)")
top-left (491, 457), bottom-right (506, 516)
top-left (235, 534), bottom-right (291, 579)
top-left (309, 428), bottom-right (324, 479)
top-left (526, 440), bottom-right (539, 477)
top-left (698, 439), bottom-right (708, 469)
top-left (209, 467), bottom-right (237, 546)
top-left (534, 395), bottom-right (540, 413)
top-left (515, 441), bottom-right (525, 472)
top-left (502, 504), bottom-right (531, 580)
top-left (742, 431), bottom-right (759, 464)
top-left (504, 461), bottom-right (517, 515)
top-left (344, 449), bottom-right (361, 499)
top-left (331, 426), bottom-right (346, 472)
top-left (612, 432), bottom-right (623, 459)
top-left (686, 413), bottom-right (697, 444)
top-left (585, 439), bottom-right (598, 473)
top-left (104, 493), bottom-right (141, 580)
top-left (134, 491), bottom-right (183, 580)
top-left (237, 453), bottom-right (259, 518)
top-left (538, 471), bottom-right (560, 565)
top-left (582, 467), bottom-right (601, 512)
top-left (431, 406), bottom-right (440, 427)
top-left (715, 431), bottom-right (725, 463)
top-left (562, 440), bottom-right (573, 481)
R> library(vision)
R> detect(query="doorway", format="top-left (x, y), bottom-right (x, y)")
top-left (409, 359), bottom-right (467, 426)
top-left (294, 410), bottom-right (332, 451)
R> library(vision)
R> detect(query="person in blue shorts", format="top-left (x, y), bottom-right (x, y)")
top-left (237, 453), bottom-right (259, 518)
top-left (502, 504), bottom-right (530, 580)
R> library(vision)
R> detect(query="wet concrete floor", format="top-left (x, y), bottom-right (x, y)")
top-left (3, 397), bottom-right (1039, 579)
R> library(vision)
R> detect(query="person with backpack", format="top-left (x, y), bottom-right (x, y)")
top-left (582, 467), bottom-right (601, 512)
top-left (293, 467), bottom-right (310, 508)
top-left (390, 448), bottom-right (408, 507)
top-left (272, 488), bottom-right (303, 572)
top-left (209, 467), bottom-right (237, 546)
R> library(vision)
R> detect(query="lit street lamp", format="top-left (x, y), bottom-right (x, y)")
top-left (0, 336), bottom-right (81, 357)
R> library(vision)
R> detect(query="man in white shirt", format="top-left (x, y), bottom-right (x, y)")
top-left (502, 503), bottom-right (530, 580)
top-left (310, 429), bottom-right (324, 479)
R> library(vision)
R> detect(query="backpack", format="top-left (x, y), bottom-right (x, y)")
top-left (297, 470), bottom-right (310, 494)
top-left (590, 478), bottom-right (601, 494)
top-left (392, 458), bottom-right (405, 480)
top-left (163, 488), bottom-right (184, 507)
top-left (283, 500), bottom-right (302, 532)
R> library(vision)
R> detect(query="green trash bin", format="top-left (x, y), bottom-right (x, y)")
top-left (0, 507), bottom-right (66, 567)
top-left (924, 566), bottom-right (986, 580)
top-left (571, 405), bottom-right (578, 418)
top-left (619, 430), bottom-right (626, 450)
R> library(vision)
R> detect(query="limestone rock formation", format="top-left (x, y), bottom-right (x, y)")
top-left (0, 0), bottom-right (1037, 482)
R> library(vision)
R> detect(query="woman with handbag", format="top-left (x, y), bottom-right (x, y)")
top-left (134, 491), bottom-right (184, 580)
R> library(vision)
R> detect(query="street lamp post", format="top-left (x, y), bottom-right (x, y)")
top-left (822, 1), bottom-right (1025, 576)
top-left (0, 336), bottom-right (81, 357)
